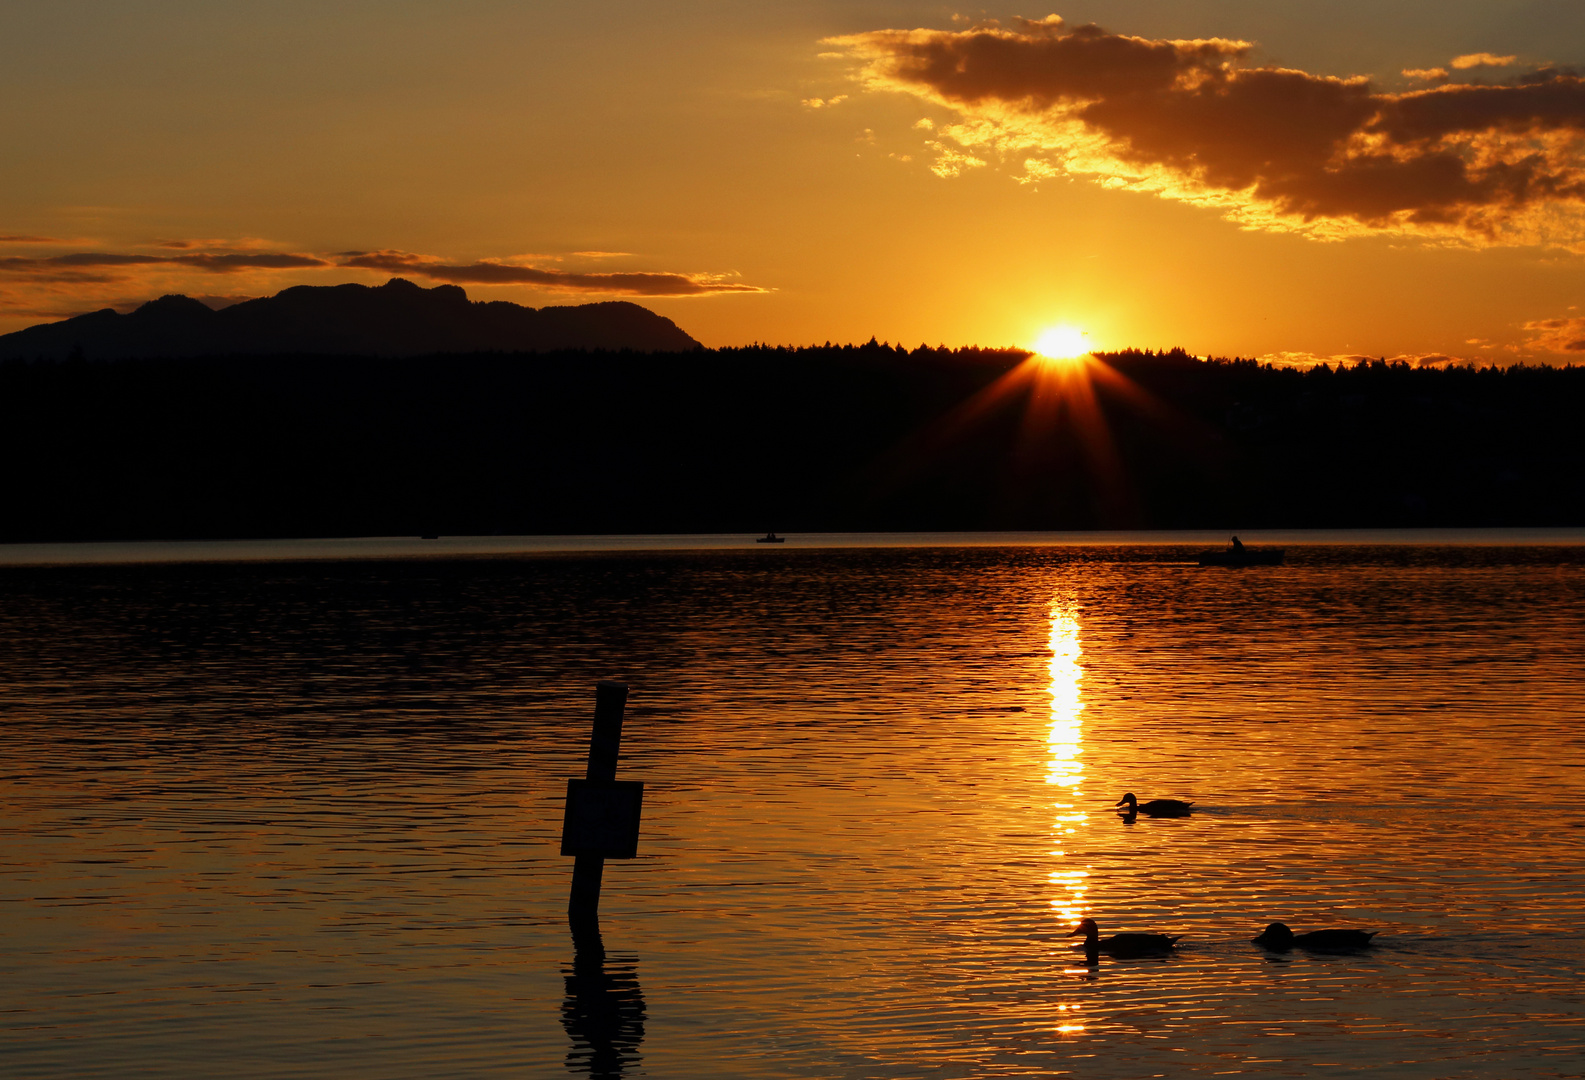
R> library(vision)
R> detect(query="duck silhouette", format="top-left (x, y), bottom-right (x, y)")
top-left (1253, 922), bottom-right (1377, 951)
top-left (1068, 918), bottom-right (1181, 957)
top-left (1115, 792), bottom-right (1193, 818)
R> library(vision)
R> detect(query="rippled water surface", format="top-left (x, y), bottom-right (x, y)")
top-left (3, 541), bottom-right (1584, 1078)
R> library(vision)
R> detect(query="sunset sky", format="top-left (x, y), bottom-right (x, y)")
top-left (3, 1), bottom-right (1584, 363)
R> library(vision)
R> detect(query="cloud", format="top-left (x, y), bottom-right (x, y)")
top-left (1522, 316), bottom-right (1585, 352)
top-left (826, 17), bottom-right (1585, 249)
top-left (1289, 318), bottom-right (1585, 362)
top-left (0, 246), bottom-right (763, 297)
top-left (0, 234), bottom-right (63, 244)
top-left (1451, 53), bottom-right (1516, 70)
top-left (927, 145), bottom-right (986, 178)
top-left (176, 253), bottom-right (330, 272)
top-left (0, 241), bottom-right (768, 332)
top-left (153, 237), bottom-right (285, 251)
top-left (0, 251), bottom-right (329, 281)
top-left (338, 251), bottom-right (767, 295)
top-left (0, 303), bottom-right (104, 319)
top-left (1402, 68), bottom-right (1449, 82)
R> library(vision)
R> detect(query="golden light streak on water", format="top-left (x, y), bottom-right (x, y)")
top-left (1047, 596), bottom-right (1089, 922)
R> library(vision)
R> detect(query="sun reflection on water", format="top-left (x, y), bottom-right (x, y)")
top-left (1047, 597), bottom-right (1089, 922)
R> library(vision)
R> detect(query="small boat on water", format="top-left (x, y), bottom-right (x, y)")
top-left (1197, 535), bottom-right (1283, 567)
top-left (756, 532), bottom-right (785, 544)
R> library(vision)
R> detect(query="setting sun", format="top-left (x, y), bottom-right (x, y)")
top-left (1034, 327), bottom-right (1091, 360)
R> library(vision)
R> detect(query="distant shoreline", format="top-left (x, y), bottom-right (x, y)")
top-left (4, 527), bottom-right (1584, 567)
top-left (6, 347), bottom-right (1584, 542)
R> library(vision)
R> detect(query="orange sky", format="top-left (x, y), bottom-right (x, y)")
top-left (2, 1), bottom-right (1584, 364)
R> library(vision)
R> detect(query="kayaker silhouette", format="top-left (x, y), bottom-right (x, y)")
top-left (1230, 536), bottom-right (1244, 553)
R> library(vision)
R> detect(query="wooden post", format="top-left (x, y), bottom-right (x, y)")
top-left (584, 680), bottom-right (628, 784)
top-left (564, 680), bottom-right (637, 926)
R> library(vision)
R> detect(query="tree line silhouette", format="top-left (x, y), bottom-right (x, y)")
top-left (2, 342), bottom-right (1582, 541)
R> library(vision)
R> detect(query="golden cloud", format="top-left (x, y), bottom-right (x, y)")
top-left (1450, 53), bottom-right (1516, 70)
top-left (1522, 316), bottom-right (1585, 352)
top-left (827, 16), bottom-right (1585, 249)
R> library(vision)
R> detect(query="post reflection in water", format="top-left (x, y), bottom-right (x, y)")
top-left (1047, 597), bottom-right (1094, 987)
top-left (561, 921), bottom-right (646, 1078)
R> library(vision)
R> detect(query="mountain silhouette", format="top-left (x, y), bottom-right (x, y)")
top-left (0, 278), bottom-right (701, 359)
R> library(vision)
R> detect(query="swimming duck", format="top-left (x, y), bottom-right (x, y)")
top-left (1115, 792), bottom-right (1193, 818)
top-left (1253, 922), bottom-right (1377, 951)
top-left (1068, 918), bottom-right (1181, 957)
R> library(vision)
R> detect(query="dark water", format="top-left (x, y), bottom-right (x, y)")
top-left (2, 542), bottom-right (1584, 1078)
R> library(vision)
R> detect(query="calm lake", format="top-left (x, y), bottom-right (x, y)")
top-left (3, 535), bottom-right (1584, 1078)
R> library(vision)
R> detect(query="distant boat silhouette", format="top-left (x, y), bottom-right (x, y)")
top-left (756, 532), bottom-right (785, 544)
top-left (1197, 535), bottom-right (1283, 567)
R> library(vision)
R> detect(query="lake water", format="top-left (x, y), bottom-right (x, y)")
top-left (2, 537), bottom-right (1584, 1078)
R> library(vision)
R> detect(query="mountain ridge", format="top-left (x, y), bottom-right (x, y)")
top-left (0, 277), bottom-right (702, 359)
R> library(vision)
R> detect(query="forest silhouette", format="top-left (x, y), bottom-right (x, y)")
top-left (2, 342), bottom-right (1582, 542)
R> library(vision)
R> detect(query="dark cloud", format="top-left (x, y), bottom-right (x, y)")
top-left (339, 250), bottom-right (766, 295)
top-left (2, 247), bottom-right (758, 294)
top-left (155, 237), bottom-right (288, 252)
top-left (177, 253), bottom-right (330, 271)
top-left (0, 268), bottom-right (124, 285)
top-left (0, 235), bottom-right (62, 244)
top-left (1, 244), bottom-right (765, 332)
top-left (0, 251), bottom-right (329, 280)
top-left (829, 17), bottom-right (1585, 248)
